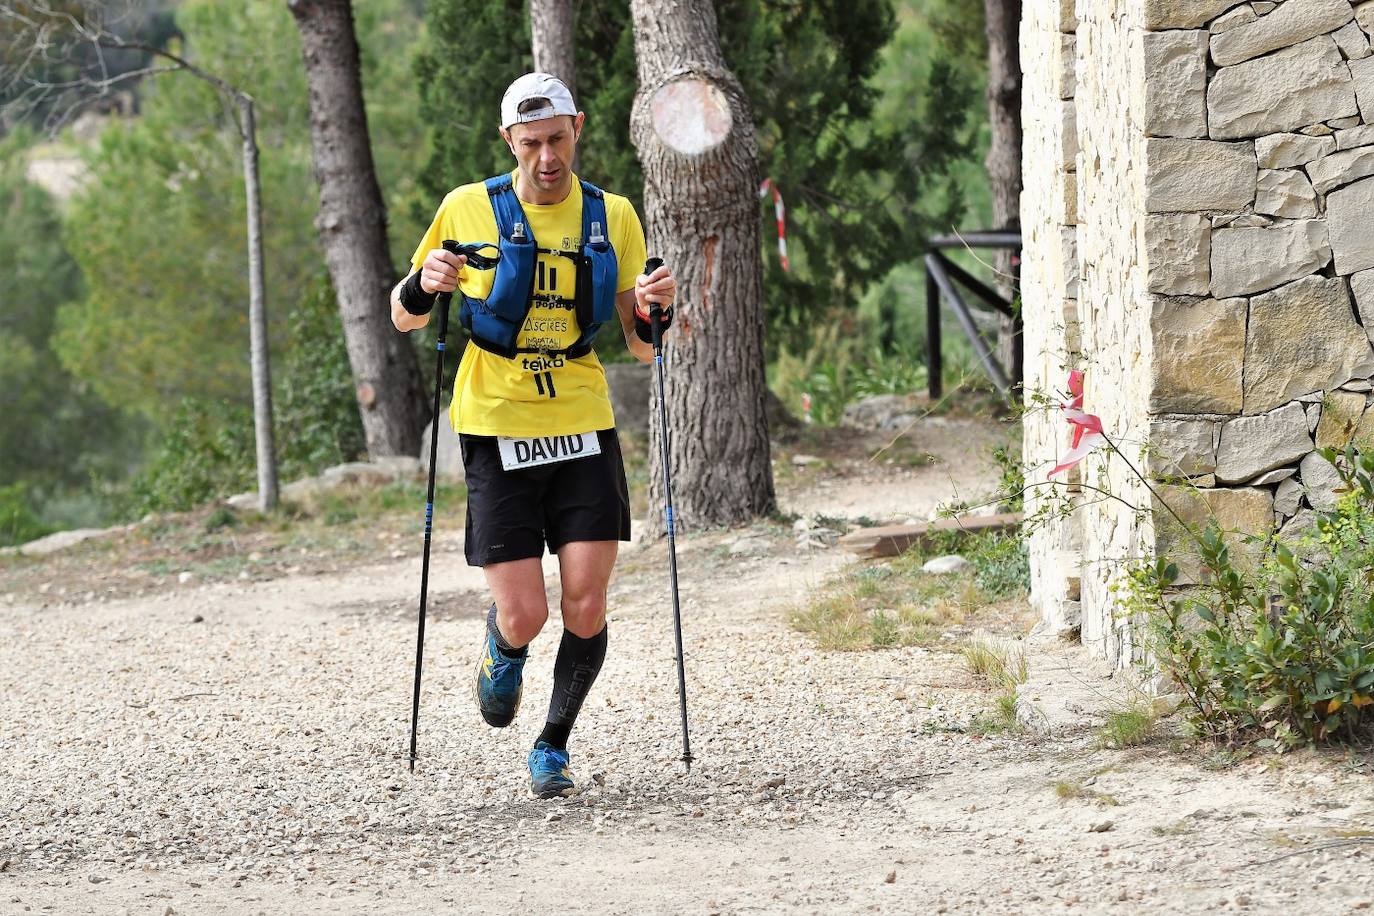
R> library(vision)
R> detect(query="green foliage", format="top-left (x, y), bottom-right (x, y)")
top-left (991, 444), bottom-right (1025, 512)
top-left (1129, 448), bottom-right (1374, 748)
top-left (122, 275), bottom-right (368, 515)
top-left (769, 319), bottom-right (929, 426)
top-left (52, 0), bottom-right (318, 421)
top-left (123, 398), bottom-right (256, 515)
top-left (275, 277), bottom-right (367, 481)
top-left (0, 484), bottom-right (54, 548)
top-left (29, 0), bottom-right (424, 524)
top-left (1099, 702), bottom-right (1160, 749)
top-left (353, 0), bottom-right (438, 269)
top-left (970, 532), bottom-right (1030, 599)
top-left (52, 0), bottom-right (428, 422)
top-left (0, 131), bottom-right (141, 518)
top-left (412, 0), bottom-right (529, 206)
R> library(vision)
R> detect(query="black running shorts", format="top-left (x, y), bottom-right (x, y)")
top-left (459, 428), bottom-right (632, 567)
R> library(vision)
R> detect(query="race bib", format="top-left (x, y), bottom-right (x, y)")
top-left (497, 432), bottom-right (601, 471)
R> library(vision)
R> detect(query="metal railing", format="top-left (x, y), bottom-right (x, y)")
top-left (924, 231), bottom-right (1022, 400)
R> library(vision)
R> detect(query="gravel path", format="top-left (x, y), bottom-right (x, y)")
top-left (4, 472), bottom-right (1374, 913)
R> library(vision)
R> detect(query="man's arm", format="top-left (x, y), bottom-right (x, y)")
top-left (391, 272), bottom-right (431, 333)
top-left (390, 249), bottom-right (468, 333)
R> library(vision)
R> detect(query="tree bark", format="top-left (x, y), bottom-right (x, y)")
top-left (529, 0), bottom-right (576, 98)
top-left (288, 0), bottom-right (426, 459)
top-left (984, 0), bottom-right (1023, 383)
top-left (628, 0), bottom-right (775, 531)
top-left (239, 94), bottom-right (279, 512)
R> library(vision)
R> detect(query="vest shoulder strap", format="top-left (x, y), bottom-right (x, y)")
top-left (484, 174), bottom-right (525, 239)
top-left (578, 180), bottom-right (608, 244)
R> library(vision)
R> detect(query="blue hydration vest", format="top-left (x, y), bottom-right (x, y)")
top-left (458, 174), bottom-right (620, 360)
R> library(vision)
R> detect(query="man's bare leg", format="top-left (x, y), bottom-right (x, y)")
top-left (555, 540), bottom-right (619, 636)
top-left (482, 557), bottom-right (549, 647)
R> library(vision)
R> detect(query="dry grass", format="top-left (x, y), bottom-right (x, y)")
top-left (961, 633), bottom-right (1028, 690)
top-left (789, 531), bottom-right (1029, 652)
top-left (1054, 779), bottom-right (1120, 806)
top-left (789, 555), bottom-right (971, 651)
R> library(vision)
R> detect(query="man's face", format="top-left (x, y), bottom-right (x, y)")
top-left (502, 113), bottom-right (584, 200)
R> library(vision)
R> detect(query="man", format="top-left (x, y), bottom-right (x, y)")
top-left (389, 73), bottom-right (677, 798)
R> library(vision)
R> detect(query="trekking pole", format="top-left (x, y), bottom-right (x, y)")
top-left (645, 256), bottom-right (694, 772)
top-left (408, 240), bottom-right (500, 773)
top-left (407, 279), bottom-right (451, 774)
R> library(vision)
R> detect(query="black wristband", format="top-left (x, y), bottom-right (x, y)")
top-left (399, 270), bottom-right (437, 316)
top-left (634, 303), bottom-right (673, 343)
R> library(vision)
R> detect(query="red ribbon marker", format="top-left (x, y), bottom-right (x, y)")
top-left (1049, 369), bottom-right (1106, 477)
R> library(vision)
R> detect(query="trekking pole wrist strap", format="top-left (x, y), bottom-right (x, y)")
top-left (635, 302), bottom-right (673, 344)
top-left (400, 270), bottom-right (437, 316)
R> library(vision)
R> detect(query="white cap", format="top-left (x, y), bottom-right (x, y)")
top-left (500, 73), bottom-right (577, 128)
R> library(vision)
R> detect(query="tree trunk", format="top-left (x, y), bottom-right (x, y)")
top-left (984, 0), bottom-right (1023, 384)
top-left (288, 0), bottom-right (426, 459)
top-left (529, 0), bottom-right (576, 97)
top-left (628, 0), bottom-right (775, 531)
top-left (239, 94), bottom-right (279, 512)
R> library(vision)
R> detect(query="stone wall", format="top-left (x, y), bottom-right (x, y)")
top-left (1023, 0), bottom-right (1374, 666)
top-left (1020, 0), bottom-right (1083, 637)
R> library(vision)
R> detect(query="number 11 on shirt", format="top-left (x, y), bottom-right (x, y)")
top-left (532, 370), bottom-right (557, 398)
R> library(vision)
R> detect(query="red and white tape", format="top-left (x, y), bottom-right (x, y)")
top-left (1049, 369), bottom-right (1105, 477)
top-left (758, 178), bottom-right (790, 272)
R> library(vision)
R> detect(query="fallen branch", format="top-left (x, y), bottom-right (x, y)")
top-left (1246, 838), bottom-right (1374, 868)
top-left (838, 512), bottom-right (1022, 559)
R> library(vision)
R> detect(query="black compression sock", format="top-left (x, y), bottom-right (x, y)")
top-left (538, 624), bottom-right (608, 750)
top-left (487, 603), bottom-right (527, 657)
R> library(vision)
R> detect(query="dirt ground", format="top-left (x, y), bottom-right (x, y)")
top-left (3, 419), bottom-right (1373, 915)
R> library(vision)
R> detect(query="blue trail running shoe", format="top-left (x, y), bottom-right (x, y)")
top-left (475, 628), bottom-right (525, 727)
top-left (528, 741), bottom-right (576, 798)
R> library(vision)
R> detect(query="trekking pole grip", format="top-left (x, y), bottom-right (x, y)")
top-left (436, 240), bottom-right (468, 340)
top-left (644, 257), bottom-right (665, 351)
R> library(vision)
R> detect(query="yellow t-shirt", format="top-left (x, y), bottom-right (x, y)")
top-left (410, 173), bottom-right (647, 438)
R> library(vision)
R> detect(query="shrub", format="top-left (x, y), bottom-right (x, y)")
top-left (769, 319), bottom-right (933, 427)
top-left (1098, 701), bottom-right (1159, 749)
top-left (122, 276), bottom-right (367, 516)
top-left (970, 532), bottom-right (1030, 599)
top-left (124, 398), bottom-right (257, 514)
top-left (1128, 447), bottom-right (1374, 748)
top-left (275, 277), bottom-right (366, 480)
top-left (0, 483), bottom-right (54, 547)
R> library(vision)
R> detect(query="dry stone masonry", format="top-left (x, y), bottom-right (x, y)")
top-left (1023, 0), bottom-right (1374, 666)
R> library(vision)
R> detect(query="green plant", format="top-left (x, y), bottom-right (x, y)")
top-left (203, 505), bottom-right (239, 532)
top-left (1098, 701), bottom-right (1159, 749)
top-left (1127, 447), bottom-right (1374, 748)
top-left (990, 444), bottom-right (1025, 512)
top-left (123, 398), bottom-right (257, 515)
top-left (0, 483), bottom-right (54, 547)
top-left (275, 276), bottom-right (366, 481)
top-left (969, 532), bottom-right (1030, 600)
top-left (769, 323), bottom-right (939, 428)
